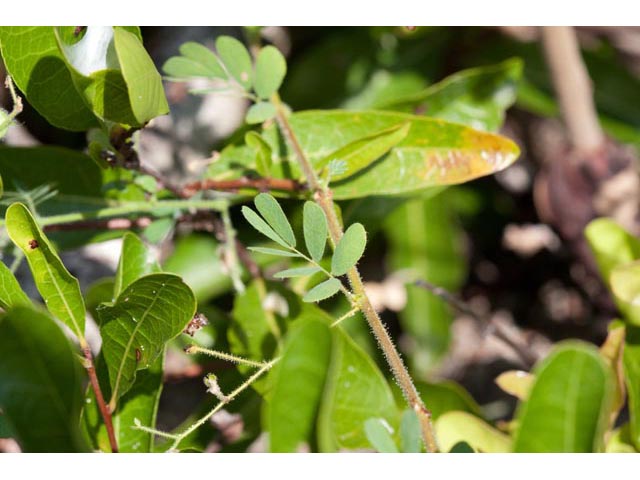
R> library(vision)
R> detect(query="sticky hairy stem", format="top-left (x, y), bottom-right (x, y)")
top-left (271, 93), bottom-right (438, 453)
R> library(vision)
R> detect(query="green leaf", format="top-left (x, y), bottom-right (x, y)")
top-left (0, 146), bottom-right (103, 218)
top-left (331, 223), bottom-right (366, 276)
top-left (84, 277), bottom-right (116, 320)
top-left (245, 131), bottom-right (273, 177)
top-left (113, 27), bottom-right (169, 125)
top-left (435, 412), bottom-right (511, 453)
top-left (303, 278), bottom-right (342, 303)
top-left (624, 326), bottom-right (640, 450)
top-left (114, 232), bottom-right (161, 298)
top-left (53, 27), bottom-right (137, 126)
top-left (0, 27), bottom-right (98, 130)
top-left (84, 352), bottom-right (164, 452)
top-left (245, 102), bottom-right (277, 124)
top-left (384, 58), bottom-right (523, 132)
top-left (412, 380), bottom-right (482, 420)
top-left (0, 306), bottom-right (88, 452)
top-left (163, 42), bottom-right (225, 79)
top-left (5, 203), bottom-right (86, 339)
top-left (400, 409), bottom-right (421, 453)
top-left (216, 36), bottom-right (253, 89)
top-left (364, 418), bottom-right (399, 453)
top-left (0, 261), bottom-right (31, 310)
top-left (610, 261), bottom-right (640, 326)
top-left (274, 266), bottom-right (321, 279)
top-left (449, 441), bottom-right (476, 453)
top-left (303, 202), bottom-right (328, 262)
top-left (317, 122), bottom-right (410, 182)
top-left (242, 206), bottom-right (290, 248)
top-left (254, 45), bottom-right (287, 99)
top-left (267, 313), bottom-right (332, 452)
top-left (247, 246), bottom-right (300, 258)
top-left (207, 111), bottom-right (520, 199)
top-left (318, 328), bottom-right (399, 452)
top-left (513, 341), bottom-right (613, 452)
top-left (384, 192), bottom-right (467, 373)
top-left (586, 218), bottom-right (640, 287)
top-left (97, 273), bottom-right (196, 403)
top-left (254, 193), bottom-right (296, 247)
top-left (163, 234), bottom-right (231, 303)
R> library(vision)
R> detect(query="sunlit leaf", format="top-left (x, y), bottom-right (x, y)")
top-left (216, 36), bottom-right (252, 90)
top-left (495, 370), bottom-right (534, 400)
top-left (247, 246), bottom-right (300, 258)
top-left (624, 326), bottom-right (640, 450)
top-left (364, 418), bottom-right (398, 453)
top-left (245, 131), bottom-right (273, 177)
top-left (317, 328), bottom-right (399, 452)
top-left (245, 102), bottom-right (276, 124)
top-left (114, 232), bottom-right (161, 298)
top-left (0, 261), bottom-right (31, 310)
top-left (254, 45), bottom-right (287, 99)
top-left (254, 193), bottom-right (296, 247)
top-left (611, 261), bottom-right (640, 326)
top-left (513, 341), bottom-right (612, 452)
top-left (97, 273), bottom-right (196, 403)
top-left (303, 278), bottom-right (342, 303)
top-left (274, 266), bottom-right (321, 279)
top-left (163, 42), bottom-right (225, 80)
top-left (303, 201), bottom-right (328, 262)
top-left (207, 111), bottom-right (520, 199)
top-left (5, 203), bottom-right (86, 339)
top-left (331, 223), bottom-right (366, 276)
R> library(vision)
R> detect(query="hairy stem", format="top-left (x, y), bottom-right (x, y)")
top-left (184, 345), bottom-right (268, 368)
top-left (82, 346), bottom-right (118, 453)
top-left (271, 94), bottom-right (438, 453)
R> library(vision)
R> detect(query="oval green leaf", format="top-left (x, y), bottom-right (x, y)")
top-left (610, 261), bottom-right (640, 326)
top-left (331, 223), bottom-right (366, 276)
top-left (245, 101), bottom-right (277, 124)
top-left (267, 313), bottom-right (332, 452)
top-left (317, 328), bottom-right (399, 452)
top-left (254, 45), bottom-right (287, 99)
top-left (0, 261), bottom-right (31, 310)
top-left (0, 306), bottom-right (88, 452)
top-left (303, 278), bottom-right (342, 303)
top-left (206, 111), bottom-right (520, 199)
top-left (303, 201), bottom-right (328, 262)
top-left (97, 273), bottom-right (196, 405)
top-left (254, 193), bottom-right (296, 247)
top-left (274, 266), bottom-right (321, 279)
top-left (364, 418), bottom-right (399, 453)
top-left (163, 41), bottom-right (225, 80)
top-left (513, 341), bottom-right (613, 452)
top-left (624, 326), bottom-right (640, 450)
top-left (5, 202), bottom-right (86, 339)
top-left (216, 36), bottom-right (253, 89)
top-left (113, 27), bottom-right (169, 125)
top-left (114, 232), bottom-right (161, 297)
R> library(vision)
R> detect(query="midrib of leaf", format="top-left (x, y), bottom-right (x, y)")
top-left (41, 255), bottom-right (83, 339)
top-left (564, 353), bottom-right (586, 451)
top-left (110, 282), bottom-right (167, 404)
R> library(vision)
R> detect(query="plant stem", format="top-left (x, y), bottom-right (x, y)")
top-left (185, 345), bottom-right (268, 368)
top-left (221, 205), bottom-right (246, 293)
top-left (271, 94), bottom-right (439, 453)
top-left (0, 199), bottom-right (227, 229)
top-left (167, 358), bottom-right (277, 451)
top-left (183, 177), bottom-right (303, 197)
top-left (82, 345), bottom-right (118, 453)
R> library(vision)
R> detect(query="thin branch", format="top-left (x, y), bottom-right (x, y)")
top-left (541, 26), bottom-right (605, 152)
top-left (82, 346), bottom-right (118, 453)
top-left (271, 93), bottom-right (439, 453)
top-left (414, 279), bottom-right (538, 367)
top-left (182, 177), bottom-right (303, 197)
top-left (184, 345), bottom-right (268, 368)
top-left (43, 217), bottom-right (152, 232)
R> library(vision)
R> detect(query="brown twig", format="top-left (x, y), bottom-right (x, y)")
top-left (82, 346), bottom-right (118, 453)
top-left (541, 26), bottom-right (605, 153)
top-left (182, 177), bottom-right (303, 197)
top-left (414, 279), bottom-right (538, 367)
